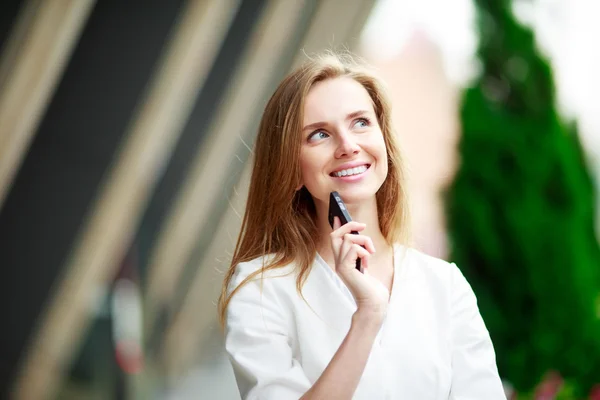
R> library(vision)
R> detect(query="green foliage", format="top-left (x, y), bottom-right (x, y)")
top-left (445, 0), bottom-right (600, 396)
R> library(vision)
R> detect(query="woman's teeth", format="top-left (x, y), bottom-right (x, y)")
top-left (333, 165), bottom-right (368, 177)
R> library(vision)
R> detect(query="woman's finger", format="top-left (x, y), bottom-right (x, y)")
top-left (332, 216), bottom-right (341, 230)
top-left (329, 217), bottom-right (346, 251)
top-left (341, 244), bottom-right (370, 270)
top-left (342, 233), bottom-right (376, 254)
top-left (331, 221), bottom-right (366, 238)
top-left (338, 231), bottom-right (354, 262)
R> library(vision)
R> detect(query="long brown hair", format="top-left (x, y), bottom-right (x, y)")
top-left (217, 51), bottom-right (409, 327)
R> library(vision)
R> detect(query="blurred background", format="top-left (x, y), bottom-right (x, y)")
top-left (0, 0), bottom-right (598, 399)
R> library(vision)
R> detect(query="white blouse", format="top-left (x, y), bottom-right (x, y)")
top-left (224, 245), bottom-right (506, 399)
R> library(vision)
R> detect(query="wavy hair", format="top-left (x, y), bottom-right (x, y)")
top-left (218, 52), bottom-right (409, 327)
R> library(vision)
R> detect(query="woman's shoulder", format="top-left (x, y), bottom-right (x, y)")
top-left (398, 245), bottom-right (463, 286)
top-left (228, 254), bottom-right (298, 294)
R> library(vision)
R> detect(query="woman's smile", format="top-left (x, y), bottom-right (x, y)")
top-left (330, 163), bottom-right (371, 180)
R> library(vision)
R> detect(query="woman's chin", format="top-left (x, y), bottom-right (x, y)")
top-left (306, 182), bottom-right (381, 208)
top-left (332, 188), bottom-right (377, 205)
top-left (330, 175), bottom-right (385, 204)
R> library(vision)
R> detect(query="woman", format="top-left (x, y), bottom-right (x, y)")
top-left (218, 52), bottom-right (506, 400)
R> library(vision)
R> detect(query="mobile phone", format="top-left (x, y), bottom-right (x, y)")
top-left (328, 191), bottom-right (362, 272)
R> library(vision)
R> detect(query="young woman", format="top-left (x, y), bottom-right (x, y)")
top-left (218, 52), bottom-right (506, 400)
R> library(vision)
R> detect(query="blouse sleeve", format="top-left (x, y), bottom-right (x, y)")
top-left (449, 263), bottom-right (507, 400)
top-left (224, 262), bottom-right (311, 400)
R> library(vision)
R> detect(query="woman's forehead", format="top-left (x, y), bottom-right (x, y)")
top-left (303, 77), bottom-right (374, 124)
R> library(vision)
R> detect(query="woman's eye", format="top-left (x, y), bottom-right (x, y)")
top-left (354, 118), bottom-right (370, 129)
top-left (308, 130), bottom-right (329, 143)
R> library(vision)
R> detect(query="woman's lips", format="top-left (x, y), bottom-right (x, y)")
top-left (330, 164), bottom-right (370, 178)
top-left (330, 164), bottom-right (371, 181)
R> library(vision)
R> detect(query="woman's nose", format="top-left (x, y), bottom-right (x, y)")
top-left (334, 133), bottom-right (360, 158)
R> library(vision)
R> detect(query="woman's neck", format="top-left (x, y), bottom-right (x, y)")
top-left (314, 195), bottom-right (390, 264)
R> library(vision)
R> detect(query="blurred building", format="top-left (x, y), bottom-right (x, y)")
top-left (0, 0), bottom-right (377, 399)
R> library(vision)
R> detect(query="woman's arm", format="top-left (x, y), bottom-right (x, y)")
top-left (300, 309), bottom-right (383, 400)
top-left (225, 263), bottom-right (384, 400)
top-left (298, 219), bottom-right (388, 399)
top-left (226, 220), bottom-right (387, 399)
top-left (226, 272), bottom-right (309, 399)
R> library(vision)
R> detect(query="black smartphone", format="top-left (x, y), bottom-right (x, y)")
top-left (328, 191), bottom-right (362, 272)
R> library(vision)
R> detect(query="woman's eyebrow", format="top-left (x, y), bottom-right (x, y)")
top-left (302, 121), bottom-right (326, 132)
top-left (346, 110), bottom-right (369, 120)
top-left (302, 110), bottom-right (370, 131)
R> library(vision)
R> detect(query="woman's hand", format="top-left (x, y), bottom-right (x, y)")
top-left (330, 217), bottom-right (389, 322)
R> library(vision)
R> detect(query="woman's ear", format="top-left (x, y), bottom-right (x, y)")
top-left (296, 183), bottom-right (303, 191)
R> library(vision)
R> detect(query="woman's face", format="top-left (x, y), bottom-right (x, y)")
top-left (299, 77), bottom-right (388, 206)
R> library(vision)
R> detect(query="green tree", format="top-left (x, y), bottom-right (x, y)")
top-left (445, 0), bottom-right (600, 396)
